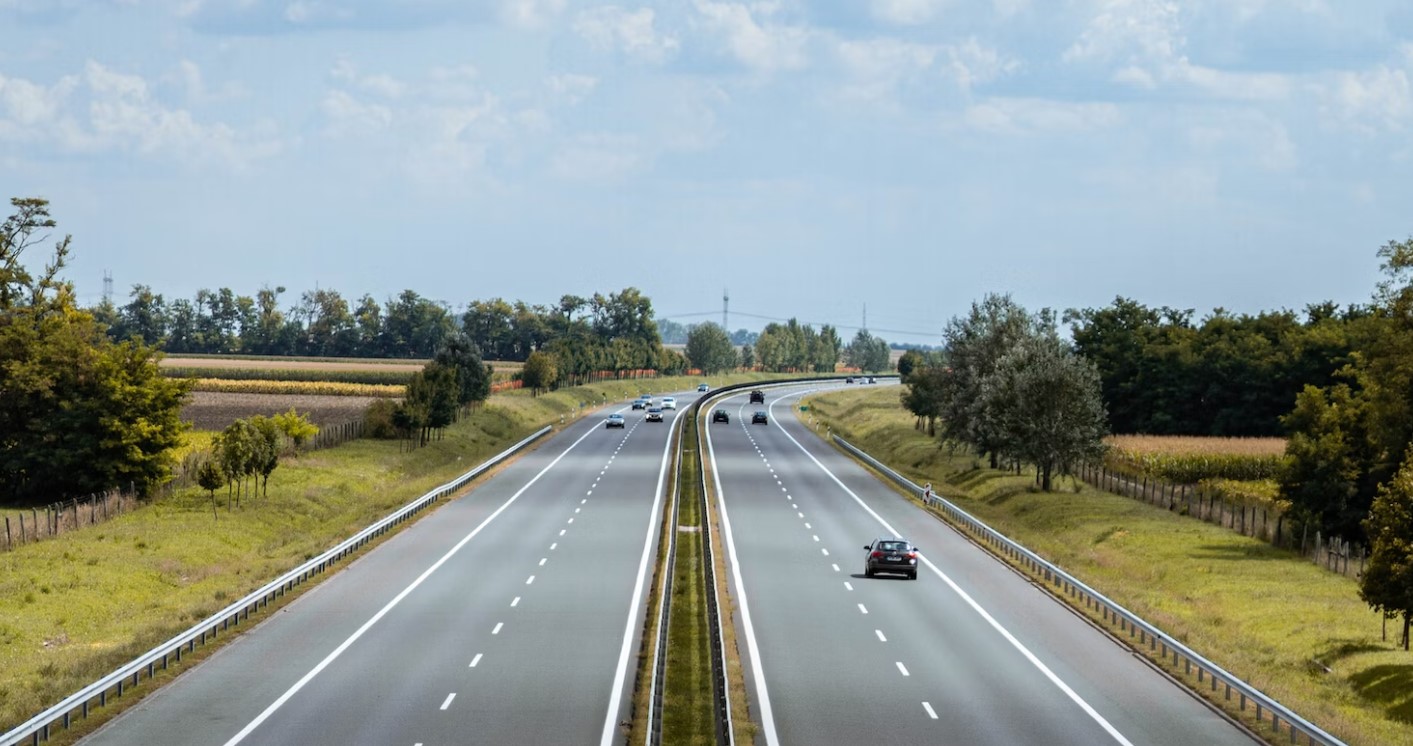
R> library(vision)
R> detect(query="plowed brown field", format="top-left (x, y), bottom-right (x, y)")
top-left (182, 391), bottom-right (377, 431)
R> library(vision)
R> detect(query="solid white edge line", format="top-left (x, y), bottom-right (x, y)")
top-left (708, 402), bottom-right (781, 746)
top-left (219, 423), bottom-right (601, 746)
top-left (598, 405), bottom-right (677, 746)
top-left (768, 395), bottom-right (1136, 746)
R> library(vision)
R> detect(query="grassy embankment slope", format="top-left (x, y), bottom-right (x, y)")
top-left (801, 385), bottom-right (1412, 746)
top-left (0, 372), bottom-right (764, 737)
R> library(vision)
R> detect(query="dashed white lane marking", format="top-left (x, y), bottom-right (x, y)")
top-left (812, 535), bottom-right (820, 542)
top-left (581, 498), bottom-right (588, 504)
top-left (896, 662), bottom-right (910, 677)
top-left (567, 518), bottom-right (574, 524)
top-left (511, 597), bottom-right (520, 607)
top-left (549, 543), bottom-right (557, 550)
top-left (492, 623), bottom-right (504, 635)
top-left (575, 508), bottom-right (581, 514)
top-left (844, 582), bottom-right (854, 591)
top-left (797, 512), bottom-right (804, 518)
top-left (439, 693), bottom-right (456, 710)
top-left (804, 522), bottom-right (811, 529)
top-left (526, 575), bottom-right (536, 585)
top-left (780, 487), bottom-right (787, 492)
top-left (858, 603), bottom-right (869, 615)
top-left (587, 490), bottom-right (593, 496)
top-left (821, 548), bottom-right (829, 556)
top-left (220, 422), bottom-right (603, 746)
top-left (876, 630), bottom-right (887, 642)
top-left (767, 397), bottom-right (1135, 746)
top-left (923, 702), bottom-right (938, 720)
top-left (831, 564), bottom-right (840, 572)
top-left (539, 558), bottom-right (547, 566)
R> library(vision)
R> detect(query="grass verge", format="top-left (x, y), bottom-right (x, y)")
top-left (0, 372), bottom-right (786, 737)
top-left (801, 386), bottom-right (1413, 746)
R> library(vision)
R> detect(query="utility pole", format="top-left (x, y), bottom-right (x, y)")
top-left (863, 302), bottom-right (867, 332)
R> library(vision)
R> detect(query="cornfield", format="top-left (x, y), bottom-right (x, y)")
top-left (190, 378), bottom-right (404, 398)
top-left (1104, 435), bottom-right (1288, 483)
top-left (165, 366), bottom-right (414, 386)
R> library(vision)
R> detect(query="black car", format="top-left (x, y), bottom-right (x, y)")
top-left (845, 377), bottom-right (854, 384)
top-left (712, 409), bottom-right (730, 424)
top-left (631, 399), bottom-right (646, 410)
top-left (751, 411), bottom-right (768, 425)
top-left (749, 390), bottom-right (765, 404)
top-left (645, 407), bottom-right (664, 422)
top-left (864, 538), bottom-right (918, 579)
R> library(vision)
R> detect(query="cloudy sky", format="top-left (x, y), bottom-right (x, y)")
top-left (2, 1), bottom-right (1409, 344)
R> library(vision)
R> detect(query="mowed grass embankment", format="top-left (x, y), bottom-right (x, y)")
top-left (800, 386), bottom-right (1413, 746)
top-left (0, 371), bottom-right (775, 735)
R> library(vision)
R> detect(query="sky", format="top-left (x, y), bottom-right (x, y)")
top-left (1, 0), bottom-right (1409, 345)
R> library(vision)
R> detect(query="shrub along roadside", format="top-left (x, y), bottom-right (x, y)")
top-left (802, 385), bottom-right (1412, 746)
top-left (0, 371), bottom-right (782, 736)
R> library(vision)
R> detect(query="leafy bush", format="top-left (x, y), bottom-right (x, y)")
top-left (363, 399), bottom-right (399, 439)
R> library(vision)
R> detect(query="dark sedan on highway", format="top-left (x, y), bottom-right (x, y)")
top-left (751, 411), bottom-right (768, 425)
top-left (864, 538), bottom-right (919, 580)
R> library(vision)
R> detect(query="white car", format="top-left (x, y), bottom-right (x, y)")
top-left (662, 397), bottom-right (677, 410)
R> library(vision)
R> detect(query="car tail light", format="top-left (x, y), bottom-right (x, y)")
top-left (904, 551), bottom-right (916, 560)
top-left (870, 551), bottom-right (884, 559)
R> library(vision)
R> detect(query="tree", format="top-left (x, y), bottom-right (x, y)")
top-left (900, 365), bottom-right (948, 436)
top-left (1279, 383), bottom-right (1373, 538)
top-left (196, 458), bottom-right (225, 518)
top-left (522, 351), bottom-right (558, 396)
top-left (0, 197), bottom-right (191, 504)
top-left (845, 329), bottom-right (890, 372)
top-left (248, 415), bottom-right (281, 497)
top-left (897, 349), bottom-right (925, 381)
top-left (1361, 449), bottom-right (1413, 650)
top-left (740, 343), bottom-right (755, 370)
top-left (980, 334), bottom-right (1109, 491)
top-left (272, 408), bottom-right (318, 455)
top-left (937, 294), bottom-right (1045, 468)
top-left (214, 420), bottom-right (258, 509)
top-left (685, 322), bottom-right (737, 374)
top-left (434, 332), bottom-right (493, 410)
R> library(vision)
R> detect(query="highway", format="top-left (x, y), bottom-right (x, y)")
top-left (82, 392), bottom-right (692, 746)
top-left (707, 383), bottom-right (1259, 746)
top-left (79, 380), bottom-right (1262, 746)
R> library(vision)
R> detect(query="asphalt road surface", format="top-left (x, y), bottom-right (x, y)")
top-left (707, 382), bottom-right (1260, 746)
top-left (83, 391), bottom-right (694, 746)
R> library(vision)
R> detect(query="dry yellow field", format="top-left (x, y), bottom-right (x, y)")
top-left (1107, 434), bottom-right (1287, 457)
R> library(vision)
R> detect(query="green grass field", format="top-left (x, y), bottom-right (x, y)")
top-left (801, 386), bottom-right (1413, 746)
top-left (0, 371), bottom-right (780, 736)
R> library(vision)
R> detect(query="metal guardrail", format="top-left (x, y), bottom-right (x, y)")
top-left (832, 435), bottom-right (1346, 746)
top-left (2, 425), bottom-right (552, 746)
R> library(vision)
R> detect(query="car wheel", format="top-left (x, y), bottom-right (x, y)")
top-left (865, 566), bottom-right (874, 578)
top-left (909, 571), bottom-right (918, 580)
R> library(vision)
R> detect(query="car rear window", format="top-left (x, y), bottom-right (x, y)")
top-left (878, 541), bottom-right (907, 552)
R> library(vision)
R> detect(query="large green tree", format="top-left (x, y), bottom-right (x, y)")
top-left (980, 334), bottom-right (1109, 491)
top-left (685, 322), bottom-right (738, 374)
top-left (0, 198), bottom-right (191, 504)
top-left (1361, 448), bottom-right (1413, 650)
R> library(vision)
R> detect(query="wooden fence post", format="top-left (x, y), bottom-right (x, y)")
top-left (4, 516), bottom-right (10, 550)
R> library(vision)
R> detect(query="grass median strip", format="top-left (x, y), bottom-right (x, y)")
top-left (661, 409), bottom-right (715, 744)
top-left (802, 385), bottom-right (1413, 746)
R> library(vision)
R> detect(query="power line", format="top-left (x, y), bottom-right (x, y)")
top-left (657, 308), bottom-right (936, 339)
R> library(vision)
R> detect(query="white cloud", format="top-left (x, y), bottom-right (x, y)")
top-left (501, 0), bottom-right (565, 29)
top-left (321, 89), bottom-right (392, 136)
top-left (870, 0), bottom-right (946, 26)
top-left (545, 73), bottom-right (598, 105)
top-left (692, 1), bottom-right (809, 74)
top-left (1321, 62), bottom-right (1412, 133)
top-left (945, 37), bottom-right (1019, 92)
top-left (551, 133), bottom-right (643, 182)
top-left (1064, 0), bottom-right (1183, 67)
top-left (0, 62), bottom-right (278, 166)
top-left (961, 97), bottom-right (1122, 134)
top-left (574, 6), bottom-right (680, 64)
